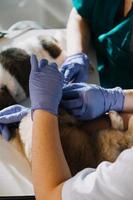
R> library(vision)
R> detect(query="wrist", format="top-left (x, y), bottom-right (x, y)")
top-left (33, 109), bottom-right (58, 121)
top-left (32, 105), bottom-right (59, 118)
top-left (123, 90), bottom-right (133, 112)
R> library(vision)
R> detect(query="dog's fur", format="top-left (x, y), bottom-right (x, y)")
top-left (0, 34), bottom-right (133, 175)
top-left (6, 110), bottom-right (133, 176)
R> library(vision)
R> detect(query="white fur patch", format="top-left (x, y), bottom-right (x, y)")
top-left (13, 36), bottom-right (66, 67)
top-left (0, 63), bottom-right (26, 102)
top-left (13, 37), bottom-right (52, 61)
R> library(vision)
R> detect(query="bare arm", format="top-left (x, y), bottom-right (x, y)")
top-left (123, 90), bottom-right (133, 112)
top-left (32, 110), bottom-right (71, 200)
top-left (67, 8), bottom-right (91, 55)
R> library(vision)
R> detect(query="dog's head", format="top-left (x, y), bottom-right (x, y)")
top-left (0, 35), bottom-right (65, 110)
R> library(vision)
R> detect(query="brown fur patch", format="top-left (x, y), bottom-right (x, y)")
top-left (40, 36), bottom-right (62, 59)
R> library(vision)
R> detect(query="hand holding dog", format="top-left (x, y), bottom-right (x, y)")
top-left (62, 83), bottom-right (125, 120)
top-left (60, 53), bottom-right (89, 85)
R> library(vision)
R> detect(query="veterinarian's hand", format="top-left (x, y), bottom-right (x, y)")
top-left (60, 53), bottom-right (89, 85)
top-left (0, 104), bottom-right (30, 140)
top-left (62, 83), bottom-right (125, 120)
top-left (29, 54), bottom-right (63, 115)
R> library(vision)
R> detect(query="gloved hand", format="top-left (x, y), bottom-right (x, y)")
top-left (29, 54), bottom-right (63, 115)
top-left (62, 83), bottom-right (125, 120)
top-left (60, 53), bottom-right (89, 85)
top-left (0, 104), bottom-right (30, 140)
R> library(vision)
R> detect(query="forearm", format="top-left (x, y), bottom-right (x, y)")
top-left (123, 89), bottom-right (133, 112)
top-left (67, 8), bottom-right (90, 56)
top-left (32, 110), bottom-right (71, 200)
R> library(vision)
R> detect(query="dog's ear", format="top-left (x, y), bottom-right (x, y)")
top-left (39, 36), bottom-right (62, 59)
top-left (109, 111), bottom-right (124, 131)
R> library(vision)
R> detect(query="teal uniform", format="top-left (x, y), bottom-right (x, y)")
top-left (72, 0), bottom-right (133, 88)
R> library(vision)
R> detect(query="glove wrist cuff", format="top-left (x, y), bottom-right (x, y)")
top-left (66, 52), bottom-right (89, 63)
top-left (102, 87), bottom-right (125, 112)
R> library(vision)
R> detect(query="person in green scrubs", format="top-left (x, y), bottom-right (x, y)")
top-left (61, 0), bottom-right (133, 89)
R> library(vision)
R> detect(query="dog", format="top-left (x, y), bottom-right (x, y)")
top-left (5, 109), bottom-right (133, 176)
top-left (0, 33), bottom-right (133, 175)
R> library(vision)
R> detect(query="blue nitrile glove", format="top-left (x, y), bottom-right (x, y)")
top-left (0, 125), bottom-right (11, 141)
top-left (0, 104), bottom-right (30, 140)
top-left (29, 54), bottom-right (63, 115)
top-left (62, 83), bottom-right (125, 120)
top-left (60, 53), bottom-right (89, 85)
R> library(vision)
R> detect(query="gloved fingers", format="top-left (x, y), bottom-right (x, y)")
top-left (0, 110), bottom-right (29, 124)
top-left (61, 98), bottom-right (82, 109)
top-left (70, 106), bottom-right (87, 120)
top-left (63, 64), bottom-right (80, 84)
top-left (60, 64), bottom-right (77, 84)
top-left (74, 71), bottom-right (89, 83)
top-left (63, 83), bottom-right (86, 93)
top-left (0, 125), bottom-right (11, 141)
top-left (49, 62), bottom-right (62, 75)
top-left (39, 61), bottom-right (60, 75)
top-left (0, 105), bottom-right (25, 117)
top-left (63, 69), bottom-right (72, 84)
top-left (63, 84), bottom-right (85, 100)
top-left (30, 54), bottom-right (39, 72)
top-left (39, 59), bottom-right (48, 70)
top-left (60, 64), bottom-right (67, 74)
top-left (45, 63), bottom-right (64, 81)
top-left (0, 105), bottom-right (30, 124)
top-left (0, 112), bottom-right (22, 124)
top-left (62, 90), bottom-right (79, 100)
top-left (50, 62), bottom-right (58, 70)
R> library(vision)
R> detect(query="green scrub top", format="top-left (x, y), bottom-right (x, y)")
top-left (72, 0), bottom-right (133, 89)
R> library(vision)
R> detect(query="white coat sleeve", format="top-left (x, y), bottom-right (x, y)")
top-left (62, 147), bottom-right (133, 200)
